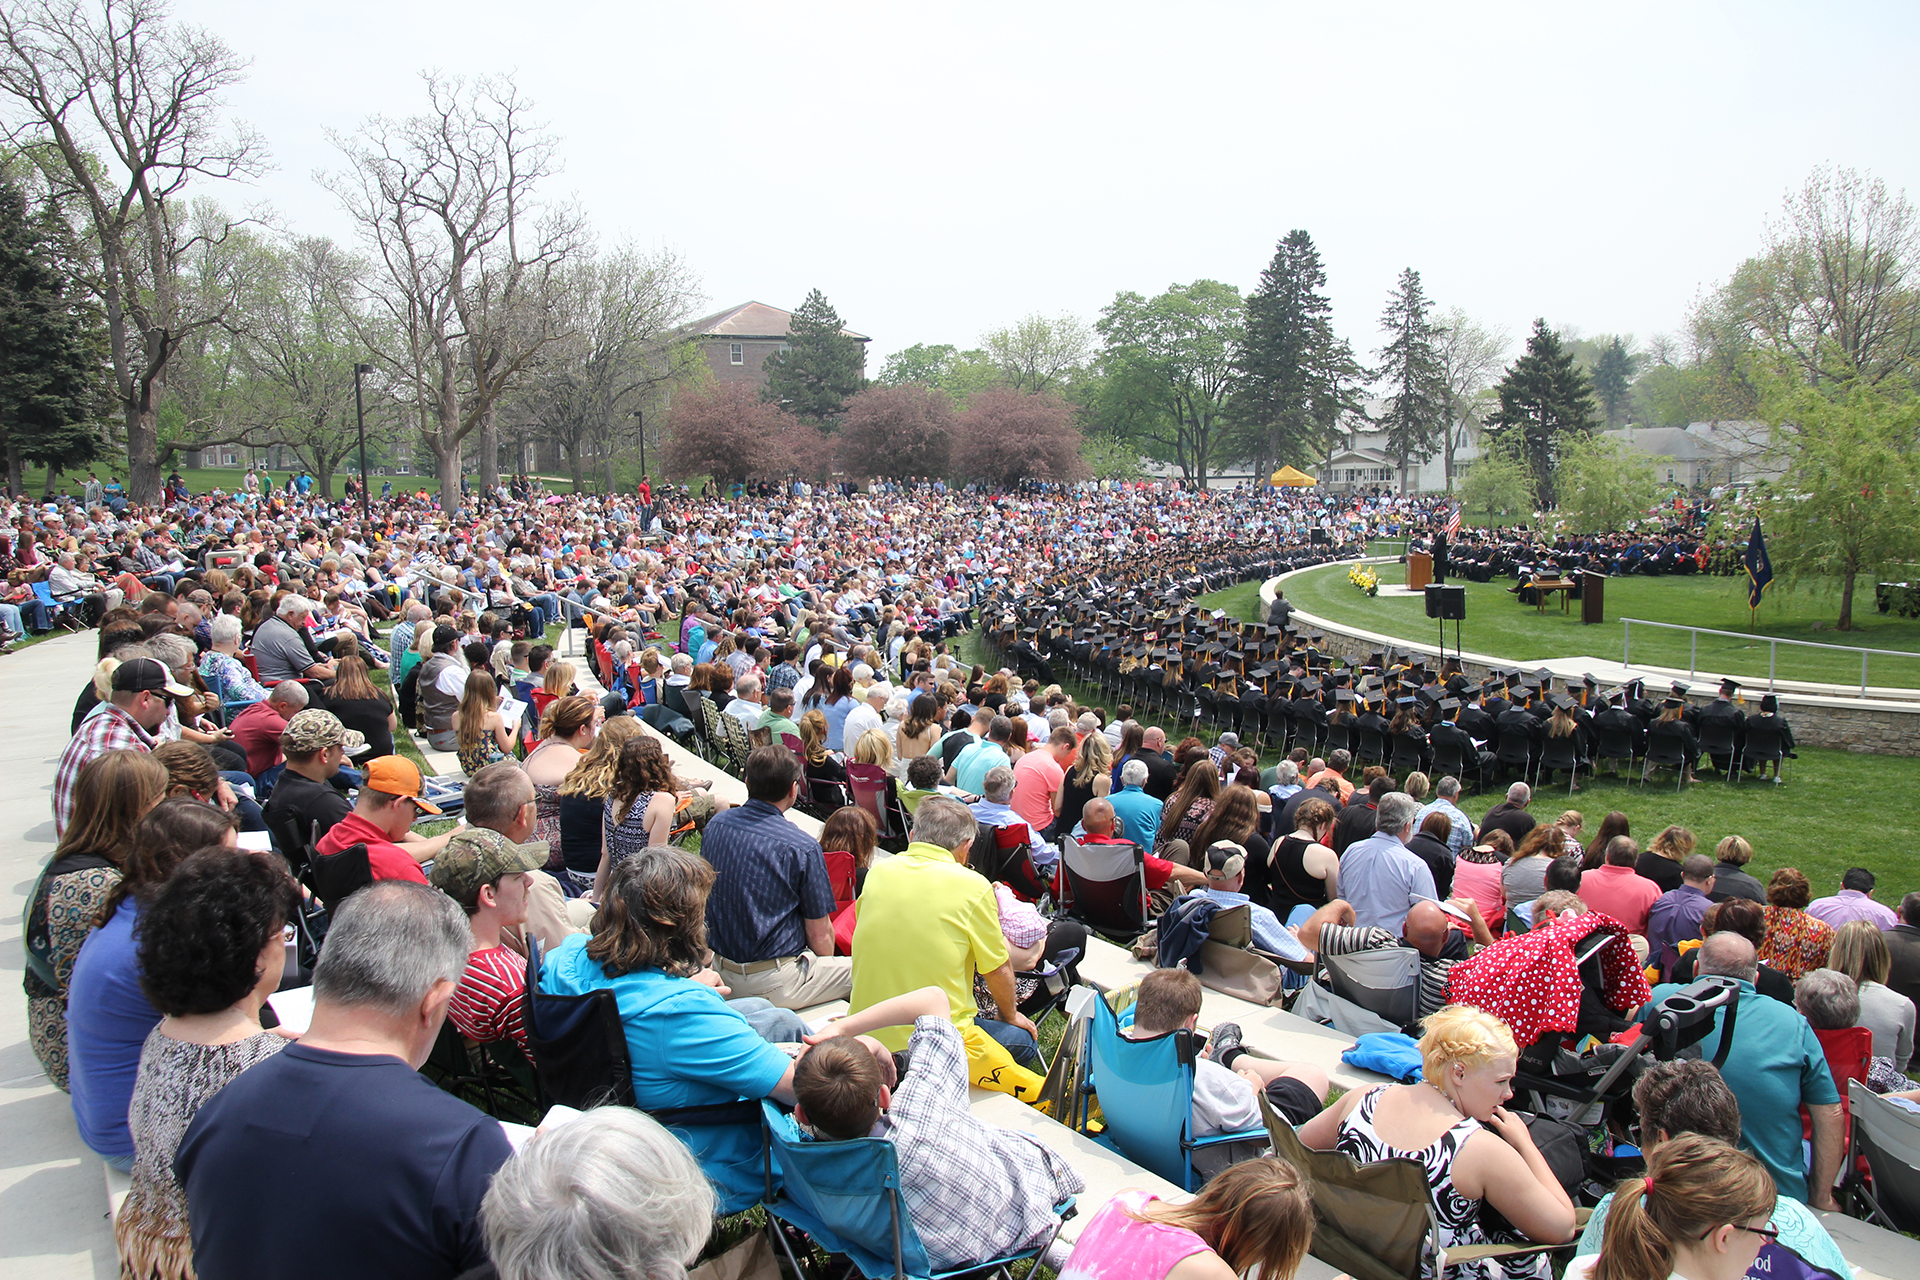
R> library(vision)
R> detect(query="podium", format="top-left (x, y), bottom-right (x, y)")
top-left (1582, 570), bottom-right (1606, 625)
top-left (1405, 552), bottom-right (1432, 592)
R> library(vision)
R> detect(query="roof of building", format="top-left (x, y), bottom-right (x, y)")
top-left (680, 300), bottom-right (870, 343)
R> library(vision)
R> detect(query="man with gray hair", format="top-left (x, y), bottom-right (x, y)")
top-left (722, 672), bottom-right (765, 735)
top-left (1479, 781), bottom-right (1537, 846)
top-left (390, 600), bottom-right (432, 669)
top-left (1336, 791), bottom-right (1436, 933)
top-left (1415, 776), bottom-right (1476, 860)
top-left (1641, 931), bottom-right (1843, 1207)
top-left (1108, 757), bottom-right (1164, 847)
top-left (850, 796), bottom-right (1043, 1070)
top-left (177, 881), bottom-right (513, 1278)
top-left (252, 592), bottom-right (337, 684)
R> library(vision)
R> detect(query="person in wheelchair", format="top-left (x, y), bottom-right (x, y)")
top-left (794, 986), bottom-right (1085, 1273)
top-left (1125, 968), bottom-right (1329, 1138)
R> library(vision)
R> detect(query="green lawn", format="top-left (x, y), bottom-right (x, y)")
top-left (1271, 563), bottom-right (1920, 689)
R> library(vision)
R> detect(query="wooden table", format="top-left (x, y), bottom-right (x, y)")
top-left (1526, 578), bottom-right (1576, 614)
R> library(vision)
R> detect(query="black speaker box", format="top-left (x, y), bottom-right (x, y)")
top-left (1425, 584), bottom-right (1466, 620)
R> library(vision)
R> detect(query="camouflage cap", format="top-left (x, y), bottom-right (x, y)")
top-left (280, 709), bottom-right (371, 757)
top-left (429, 826), bottom-right (550, 908)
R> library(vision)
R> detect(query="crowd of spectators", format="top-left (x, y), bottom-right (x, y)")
top-left (11, 473), bottom-right (1912, 1280)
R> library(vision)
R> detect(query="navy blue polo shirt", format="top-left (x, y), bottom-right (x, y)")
top-left (175, 1042), bottom-right (512, 1280)
top-left (700, 798), bottom-right (836, 962)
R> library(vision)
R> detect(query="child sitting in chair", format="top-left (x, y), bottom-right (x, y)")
top-left (1126, 968), bottom-right (1331, 1139)
top-left (796, 986), bottom-right (1084, 1272)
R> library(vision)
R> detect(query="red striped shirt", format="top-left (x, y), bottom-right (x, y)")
top-left (447, 946), bottom-right (530, 1061)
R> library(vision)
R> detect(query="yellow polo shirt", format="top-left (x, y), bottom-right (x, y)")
top-left (849, 841), bottom-right (1010, 1051)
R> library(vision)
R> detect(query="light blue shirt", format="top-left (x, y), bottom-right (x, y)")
top-left (952, 740), bottom-right (1012, 797)
top-left (1340, 831), bottom-right (1436, 934)
top-left (1199, 887), bottom-right (1309, 962)
top-left (1578, 1190), bottom-right (1848, 1276)
top-left (1416, 796), bottom-right (1475, 859)
top-left (969, 798), bottom-right (1058, 863)
top-left (1107, 784), bottom-right (1164, 851)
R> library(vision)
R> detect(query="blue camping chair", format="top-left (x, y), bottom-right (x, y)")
top-left (1072, 990), bottom-right (1267, 1190)
top-left (31, 580), bottom-right (74, 629)
top-left (200, 660), bottom-right (258, 726)
top-left (758, 1100), bottom-right (1073, 1280)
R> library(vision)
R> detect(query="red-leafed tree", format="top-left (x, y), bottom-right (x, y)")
top-left (779, 417), bottom-right (838, 481)
top-left (953, 388), bottom-right (1089, 488)
top-left (662, 382), bottom-right (799, 487)
top-left (837, 384), bottom-right (955, 480)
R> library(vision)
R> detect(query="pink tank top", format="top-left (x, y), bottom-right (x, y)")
top-left (1059, 1190), bottom-right (1211, 1280)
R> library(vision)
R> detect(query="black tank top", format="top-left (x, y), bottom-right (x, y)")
top-left (1266, 833), bottom-right (1329, 917)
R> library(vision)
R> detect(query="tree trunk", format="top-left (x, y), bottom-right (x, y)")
top-left (602, 446), bottom-right (617, 495)
top-left (568, 441), bottom-right (585, 492)
top-left (44, 467), bottom-right (61, 499)
top-left (127, 403), bottom-right (163, 504)
top-left (1838, 565), bottom-right (1857, 631)
top-left (478, 403), bottom-right (500, 496)
top-left (4, 442), bottom-right (19, 498)
top-left (316, 463), bottom-right (334, 503)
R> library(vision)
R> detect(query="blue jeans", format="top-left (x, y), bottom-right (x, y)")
top-left (974, 1016), bottom-right (1044, 1072)
top-left (731, 998), bottom-right (807, 1044)
top-left (218, 771), bottom-right (268, 832)
top-left (0, 601), bottom-right (22, 636)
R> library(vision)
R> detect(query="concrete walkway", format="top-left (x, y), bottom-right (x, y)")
top-left (0, 631), bottom-right (121, 1280)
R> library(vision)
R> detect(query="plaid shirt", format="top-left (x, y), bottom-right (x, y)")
top-left (53, 702), bottom-right (158, 837)
top-left (884, 1017), bottom-right (1082, 1269)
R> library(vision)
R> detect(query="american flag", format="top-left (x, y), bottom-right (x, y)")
top-left (1445, 503), bottom-right (1461, 537)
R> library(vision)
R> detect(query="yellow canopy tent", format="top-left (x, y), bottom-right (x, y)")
top-left (1271, 466), bottom-right (1317, 487)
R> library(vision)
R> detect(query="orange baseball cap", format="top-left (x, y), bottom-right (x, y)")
top-left (362, 755), bottom-right (444, 814)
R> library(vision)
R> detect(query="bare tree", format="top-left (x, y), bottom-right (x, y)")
top-left (0, 0), bottom-right (266, 502)
top-left (1432, 306), bottom-right (1509, 490)
top-left (501, 244), bottom-right (700, 491)
top-left (1743, 166), bottom-right (1920, 390)
top-left (323, 72), bottom-right (581, 511)
top-left (983, 312), bottom-right (1093, 394)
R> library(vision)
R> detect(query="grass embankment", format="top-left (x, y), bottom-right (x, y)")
top-left (1276, 562), bottom-right (1920, 689)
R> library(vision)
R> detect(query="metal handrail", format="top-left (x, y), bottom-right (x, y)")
top-left (1620, 616), bottom-right (1919, 696)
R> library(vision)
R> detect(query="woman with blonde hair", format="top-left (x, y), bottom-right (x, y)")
top-left (1758, 867), bottom-right (1834, 981)
top-left (1635, 825), bottom-right (1695, 896)
top-left (851, 726), bottom-right (894, 772)
top-left (1829, 919), bottom-right (1915, 1072)
top-left (1057, 731), bottom-right (1114, 843)
top-left (455, 668), bottom-right (515, 774)
top-left (556, 716), bottom-right (644, 894)
top-left (1057, 1156), bottom-right (1313, 1280)
top-left (799, 708), bottom-right (847, 786)
top-left (542, 659), bottom-right (577, 698)
top-left (1573, 1134), bottom-right (1776, 1280)
top-left (1708, 835), bottom-right (1764, 903)
top-left (1300, 1004), bottom-right (1576, 1278)
top-left (25, 751), bottom-right (168, 1091)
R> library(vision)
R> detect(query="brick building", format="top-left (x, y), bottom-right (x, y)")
top-left (679, 300), bottom-right (870, 389)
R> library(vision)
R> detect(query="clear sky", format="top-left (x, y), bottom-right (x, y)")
top-left (174, 0), bottom-right (1920, 370)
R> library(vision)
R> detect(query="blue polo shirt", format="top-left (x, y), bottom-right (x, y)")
top-left (699, 799), bottom-right (835, 963)
top-left (1107, 783), bottom-right (1164, 849)
top-left (541, 935), bottom-right (791, 1210)
top-left (1640, 979), bottom-right (1839, 1202)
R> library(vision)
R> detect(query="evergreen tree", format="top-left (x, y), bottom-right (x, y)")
top-left (0, 176), bottom-right (102, 496)
top-left (1230, 230), bottom-right (1363, 472)
top-left (763, 288), bottom-right (867, 426)
top-left (1591, 336), bottom-right (1638, 428)
top-left (1483, 318), bottom-right (1596, 506)
top-left (1374, 268), bottom-right (1449, 492)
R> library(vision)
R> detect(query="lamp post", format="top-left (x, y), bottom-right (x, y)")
top-left (353, 363), bottom-right (373, 524)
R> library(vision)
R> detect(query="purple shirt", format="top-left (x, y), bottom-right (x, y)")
top-left (1807, 889), bottom-right (1898, 931)
top-left (1646, 883), bottom-right (1713, 977)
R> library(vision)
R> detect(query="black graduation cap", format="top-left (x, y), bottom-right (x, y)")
top-left (1151, 647), bottom-right (1169, 661)
top-left (1440, 697), bottom-right (1462, 712)
top-left (1760, 694), bottom-right (1779, 712)
top-left (1363, 677), bottom-right (1385, 692)
top-left (1662, 696), bottom-right (1685, 709)
top-left (1582, 673), bottom-right (1598, 689)
top-left (1335, 688), bottom-right (1356, 703)
top-left (1670, 682), bottom-right (1691, 697)
top-left (1250, 666), bottom-right (1275, 680)
top-left (1417, 688), bottom-right (1441, 707)
top-left (1300, 678), bottom-right (1323, 694)
top-left (1718, 678), bottom-right (1741, 697)
top-left (1395, 695), bottom-right (1417, 707)
top-left (1551, 694), bottom-right (1575, 711)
